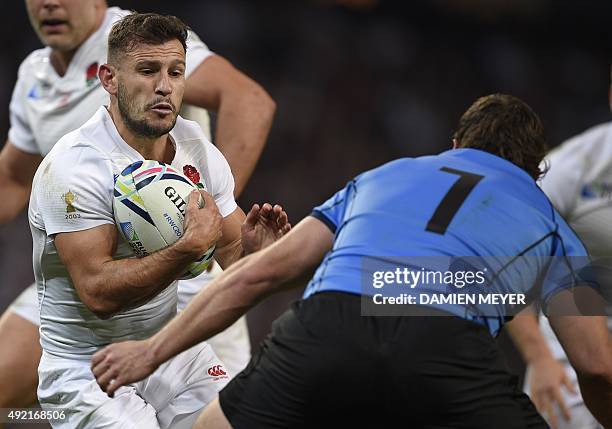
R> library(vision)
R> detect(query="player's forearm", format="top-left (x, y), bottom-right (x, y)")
top-left (0, 143), bottom-right (39, 223)
top-left (214, 84), bottom-right (275, 196)
top-left (213, 236), bottom-right (244, 270)
top-left (507, 309), bottom-right (555, 364)
top-left (147, 218), bottom-right (331, 368)
top-left (147, 253), bottom-right (262, 365)
top-left (0, 177), bottom-right (30, 223)
top-left (83, 241), bottom-right (198, 317)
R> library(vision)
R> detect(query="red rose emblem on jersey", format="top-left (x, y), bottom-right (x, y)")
top-left (85, 62), bottom-right (99, 86)
top-left (183, 165), bottom-right (201, 185)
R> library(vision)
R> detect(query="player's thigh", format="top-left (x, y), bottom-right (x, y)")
top-left (0, 308), bottom-right (41, 407)
top-left (194, 397), bottom-right (231, 429)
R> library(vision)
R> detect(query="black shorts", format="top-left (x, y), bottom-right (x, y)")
top-left (219, 292), bottom-right (547, 429)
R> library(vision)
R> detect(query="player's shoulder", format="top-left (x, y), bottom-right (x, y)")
top-left (366, 157), bottom-right (416, 176)
top-left (33, 133), bottom-right (111, 199)
top-left (46, 131), bottom-right (104, 164)
top-left (105, 6), bottom-right (131, 29)
top-left (549, 121), bottom-right (612, 162)
top-left (16, 47), bottom-right (52, 78)
top-left (46, 111), bottom-right (110, 163)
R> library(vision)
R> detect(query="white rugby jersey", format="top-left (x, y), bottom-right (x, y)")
top-left (539, 121), bottom-right (612, 369)
top-left (28, 107), bottom-right (237, 359)
top-left (9, 6), bottom-right (213, 156)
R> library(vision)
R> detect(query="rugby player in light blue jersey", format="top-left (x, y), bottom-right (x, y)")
top-left (91, 94), bottom-right (612, 429)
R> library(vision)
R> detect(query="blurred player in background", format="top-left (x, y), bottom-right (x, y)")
top-left (92, 94), bottom-right (612, 428)
top-left (28, 13), bottom-right (288, 428)
top-left (0, 0), bottom-right (275, 409)
top-left (507, 74), bottom-right (612, 429)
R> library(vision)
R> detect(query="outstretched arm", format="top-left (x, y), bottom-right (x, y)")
top-left (92, 216), bottom-right (333, 396)
top-left (183, 55), bottom-right (276, 196)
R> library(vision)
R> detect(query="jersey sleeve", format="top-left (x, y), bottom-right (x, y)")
top-left (185, 30), bottom-right (214, 78)
top-left (539, 140), bottom-right (586, 218)
top-left (8, 71), bottom-right (39, 154)
top-left (37, 144), bottom-right (115, 236)
top-left (310, 179), bottom-right (357, 233)
top-left (205, 142), bottom-right (237, 217)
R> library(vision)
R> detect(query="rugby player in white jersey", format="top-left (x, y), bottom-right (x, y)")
top-left (28, 12), bottom-right (289, 428)
top-left (0, 0), bottom-right (275, 408)
top-left (508, 93), bottom-right (612, 428)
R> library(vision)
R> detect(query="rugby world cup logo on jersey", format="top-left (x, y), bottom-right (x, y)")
top-left (62, 190), bottom-right (81, 220)
top-left (581, 182), bottom-right (612, 200)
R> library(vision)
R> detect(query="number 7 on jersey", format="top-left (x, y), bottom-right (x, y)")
top-left (426, 167), bottom-right (484, 235)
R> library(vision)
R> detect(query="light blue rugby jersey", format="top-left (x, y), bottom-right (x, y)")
top-left (304, 149), bottom-right (590, 336)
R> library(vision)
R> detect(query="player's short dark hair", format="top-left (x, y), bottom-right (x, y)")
top-left (108, 12), bottom-right (189, 64)
top-left (453, 94), bottom-right (547, 180)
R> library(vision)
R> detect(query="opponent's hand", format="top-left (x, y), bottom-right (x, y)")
top-left (528, 357), bottom-right (575, 429)
top-left (178, 190), bottom-right (222, 258)
top-left (241, 203), bottom-right (291, 254)
top-left (91, 339), bottom-right (158, 398)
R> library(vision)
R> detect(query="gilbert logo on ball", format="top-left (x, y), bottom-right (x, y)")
top-left (113, 160), bottom-right (215, 279)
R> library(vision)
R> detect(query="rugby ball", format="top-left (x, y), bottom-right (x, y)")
top-left (113, 160), bottom-right (215, 279)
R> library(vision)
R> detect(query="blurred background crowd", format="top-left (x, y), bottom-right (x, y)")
top-left (1, 0), bottom-right (612, 355)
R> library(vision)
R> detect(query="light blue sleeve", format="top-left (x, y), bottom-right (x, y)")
top-left (310, 179), bottom-right (359, 233)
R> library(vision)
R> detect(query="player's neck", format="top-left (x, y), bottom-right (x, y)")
top-left (50, 50), bottom-right (77, 77)
top-left (108, 106), bottom-right (175, 163)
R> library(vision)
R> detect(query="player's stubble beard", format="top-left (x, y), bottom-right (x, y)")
top-left (116, 80), bottom-right (179, 139)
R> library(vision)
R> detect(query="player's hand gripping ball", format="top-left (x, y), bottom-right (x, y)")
top-left (113, 160), bottom-right (214, 279)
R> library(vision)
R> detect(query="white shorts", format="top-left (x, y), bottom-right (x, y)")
top-left (9, 262), bottom-right (251, 377)
top-left (38, 342), bottom-right (228, 429)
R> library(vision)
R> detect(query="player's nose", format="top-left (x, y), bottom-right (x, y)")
top-left (42, 0), bottom-right (62, 12)
top-left (154, 73), bottom-right (172, 96)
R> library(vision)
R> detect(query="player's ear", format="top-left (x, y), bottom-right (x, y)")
top-left (99, 64), bottom-right (117, 96)
top-left (452, 138), bottom-right (460, 149)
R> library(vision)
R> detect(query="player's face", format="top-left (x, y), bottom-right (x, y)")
top-left (25, 0), bottom-right (102, 51)
top-left (116, 40), bottom-right (186, 139)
